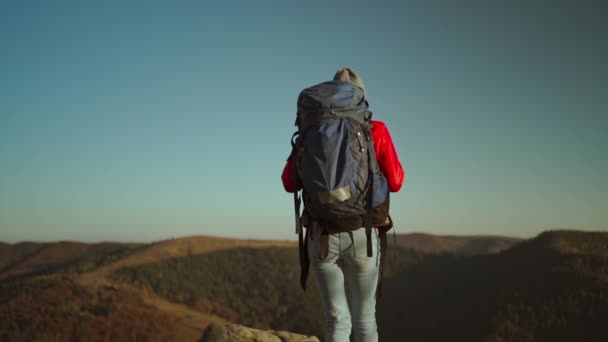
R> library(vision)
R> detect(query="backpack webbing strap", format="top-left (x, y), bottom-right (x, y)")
top-left (377, 230), bottom-right (388, 298)
top-left (291, 134), bottom-right (310, 291)
top-left (365, 134), bottom-right (374, 257)
top-left (376, 215), bottom-right (393, 299)
top-left (366, 229), bottom-right (373, 257)
top-left (299, 227), bottom-right (310, 290)
top-left (291, 133), bottom-right (303, 235)
top-left (294, 179), bottom-right (309, 290)
top-left (294, 192), bottom-right (302, 234)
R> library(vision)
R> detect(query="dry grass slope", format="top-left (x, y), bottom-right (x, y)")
top-left (77, 235), bottom-right (296, 288)
top-left (71, 236), bottom-right (298, 341)
top-left (0, 242), bottom-right (109, 280)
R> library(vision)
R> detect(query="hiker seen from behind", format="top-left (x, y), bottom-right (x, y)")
top-left (282, 67), bottom-right (405, 342)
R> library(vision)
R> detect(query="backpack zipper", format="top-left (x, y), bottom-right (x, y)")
top-left (356, 130), bottom-right (365, 152)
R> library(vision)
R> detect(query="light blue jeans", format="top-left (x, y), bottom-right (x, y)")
top-left (308, 228), bottom-right (380, 342)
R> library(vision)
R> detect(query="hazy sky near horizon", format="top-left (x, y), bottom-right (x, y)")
top-left (1, 1), bottom-right (606, 243)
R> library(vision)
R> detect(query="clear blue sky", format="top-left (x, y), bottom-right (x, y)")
top-left (1, 1), bottom-right (606, 243)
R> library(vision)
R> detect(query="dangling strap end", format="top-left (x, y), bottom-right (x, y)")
top-left (299, 228), bottom-right (310, 291)
top-left (294, 192), bottom-right (302, 234)
top-left (365, 227), bottom-right (373, 257)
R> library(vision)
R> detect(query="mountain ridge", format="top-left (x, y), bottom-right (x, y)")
top-left (2, 230), bottom-right (606, 341)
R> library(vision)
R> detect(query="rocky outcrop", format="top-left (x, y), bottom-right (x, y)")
top-left (199, 323), bottom-right (320, 342)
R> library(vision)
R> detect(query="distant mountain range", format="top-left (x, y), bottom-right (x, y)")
top-left (0, 233), bottom-right (520, 281)
top-left (394, 232), bottom-right (521, 255)
top-left (1, 230), bottom-right (606, 341)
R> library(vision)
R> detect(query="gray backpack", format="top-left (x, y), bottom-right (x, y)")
top-left (290, 80), bottom-right (391, 291)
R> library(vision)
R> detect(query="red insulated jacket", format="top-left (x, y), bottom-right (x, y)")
top-left (281, 120), bottom-right (405, 193)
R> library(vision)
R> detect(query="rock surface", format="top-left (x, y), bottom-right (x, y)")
top-left (199, 323), bottom-right (320, 342)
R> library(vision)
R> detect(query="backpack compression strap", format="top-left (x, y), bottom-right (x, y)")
top-left (299, 226), bottom-right (309, 290)
top-left (290, 132), bottom-right (310, 290)
top-left (364, 132), bottom-right (374, 257)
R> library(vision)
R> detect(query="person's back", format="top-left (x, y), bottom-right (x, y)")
top-left (282, 67), bottom-right (405, 342)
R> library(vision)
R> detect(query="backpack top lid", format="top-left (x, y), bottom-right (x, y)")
top-left (296, 80), bottom-right (371, 131)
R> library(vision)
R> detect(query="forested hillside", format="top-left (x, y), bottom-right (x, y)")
top-left (0, 276), bottom-right (180, 341)
top-left (378, 231), bottom-right (608, 341)
top-left (111, 246), bottom-right (427, 338)
top-left (1, 231), bottom-right (606, 341)
top-left (0, 242), bottom-right (142, 281)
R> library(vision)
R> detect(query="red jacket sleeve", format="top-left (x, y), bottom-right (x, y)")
top-left (281, 156), bottom-right (299, 193)
top-left (371, 120), bottom-right (405, 192)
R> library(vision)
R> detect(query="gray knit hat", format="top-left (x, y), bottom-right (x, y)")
top-left (333, 67), bottom-right (366, 98)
